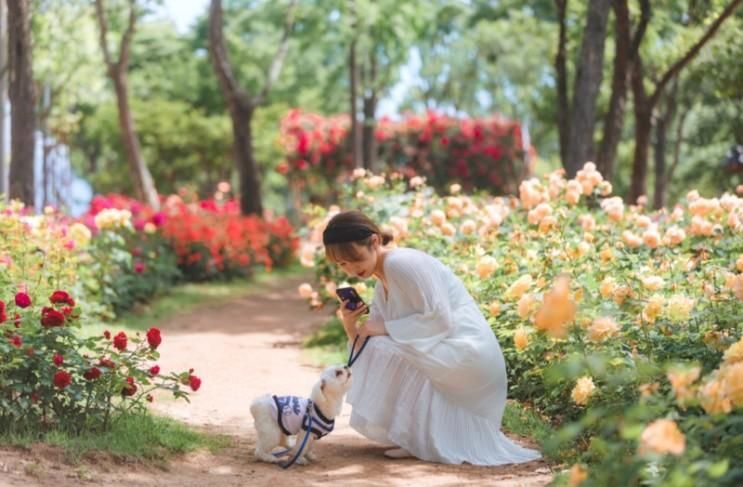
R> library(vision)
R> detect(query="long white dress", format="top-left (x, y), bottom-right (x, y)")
top-left (346, 247), bottom-right (542, 465)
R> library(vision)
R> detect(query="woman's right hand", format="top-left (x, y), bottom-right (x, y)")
top-left (338, 299), bottom-right (368, 334)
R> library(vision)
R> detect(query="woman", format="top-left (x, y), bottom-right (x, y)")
top-left (323, 210), bottom-right (541, 465)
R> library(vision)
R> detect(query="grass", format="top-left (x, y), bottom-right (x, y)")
top-left (0, 413), bottom-right (231, 466)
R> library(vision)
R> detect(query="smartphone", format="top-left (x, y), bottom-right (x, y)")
top-left (335, 287), bottom-right (370, 314)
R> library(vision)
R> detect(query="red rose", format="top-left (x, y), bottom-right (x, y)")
top-left (146, 327), bottom-right (162, 349)
top-left (10, 335), bottom-right (22, 348)
top-left (49, 290), bottom-right (74, 306)
top-left (103, 330), bottom-right (111, 340)
top-left (53, 353), bottom-right (64, 366)
top-left (41, 307), bottom-right (65, 327)
top-left (98, 358), bottom-right (116, 369)
top-left (62, 306), bottom-right (73, 317)
top-left (53, 370), bottom-right (72, 389)
top-left (83, 367), bottom-right (102, 381)
top-left (113, 331), bottom-right (127, 351)
top-left (188, 375), bottom-right (202, 392)
top-left (15, 292), bottom-right (31, 308)
top-left (146, 394), bottom-right (154, 403)
top-left (149, 365), bottom-right (160, 376)
top-left (122, 376), bottom-right (137, 396)
top-left (0, 300), bottom-right (6, 323)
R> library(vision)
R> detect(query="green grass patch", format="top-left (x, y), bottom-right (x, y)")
top-left (0, 413), bottom-right (230, 466)
top-left (302, 315), bottom-right (348, 366)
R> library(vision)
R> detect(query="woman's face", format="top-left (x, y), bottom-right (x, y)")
top-left (335, 237), bottom-right (379, 279)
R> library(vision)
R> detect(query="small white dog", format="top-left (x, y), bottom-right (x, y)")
top-left (250, 364), bottom-right (352, 465)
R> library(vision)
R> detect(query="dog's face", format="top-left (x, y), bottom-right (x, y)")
top-left (313, 365), bottom-right (352, 404)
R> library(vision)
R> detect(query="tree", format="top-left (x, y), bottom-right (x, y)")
top-left (628, 0), bottom-right (743, 202)
top-left (7, 0), bottom-right (36, 207)
top-left (556, 0), bottom-right (611, 177)
top-left (208, 0), bottom-right (297, 216)
top-left (0, 0), bottom-right (7, 199)
top-left (94, 0), bottom-right (159, 209)
top-left (595, 0), bottom-right (650, 181)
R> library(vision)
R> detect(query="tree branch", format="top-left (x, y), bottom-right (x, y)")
top-left (255, 0), bottom-right (298, 106)
top-left (629, 0), bottom-right (651, 59)
top-left (118, 0), bottom-right (138, 72)
top-left (650, 0), bottom-right (742, 106)
top-left (93, 0), bottom-right (115, 73)
top-left (208, 0), bottom-right (251, 109)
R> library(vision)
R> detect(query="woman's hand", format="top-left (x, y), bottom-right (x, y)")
top-left (358, 316), bottom-right (387, 339)
top-left (338, 300), bottom-right (368, 339)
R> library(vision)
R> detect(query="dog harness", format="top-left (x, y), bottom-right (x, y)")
top-left (271, 395), bottom-right (335, 439)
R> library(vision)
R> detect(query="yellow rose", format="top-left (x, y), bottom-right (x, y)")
top-left (476, 256), bottom-right (498, 280)
top-left (665, 295), bottom-right (695, 323)
top-left (534, 276), bottom-right (576, 339)
top-left (513, 328), bottom-right (529, 350)
top-left (68, 223), bottom-right (92, 248)
top-left (517, 293), bottom-right (537, 320)
top-left (505, 274), bottom-right (533, 300)
top-left (298, 283), bottom-right (314, 299)
top-left (568, 464), bottom-right (588, 487)
top-left (571, 376), bottom-right (596, 406)
top-left (488, 301), bottom-right (501, 316)
top-left (725, 362), bottom-right (743, 407)
top-left (441, 222), bottom-right (456, 237)
top-left (699, 377), bottom-right (732, 415)
top-left (639, 419), bottom-right (686, 456)
top-left (642, 275), bottom-right (665, 291)
top-left (460, 219), bottom-right (476, 235)
top-left (666, 367), bottom-right (701, 405)
top-left (723, 338), bottom-right (743, 365)
top-left (599, 277), bottom-right (616, 298)
top-left (642, 295), bottom-right (665, 323)
top-left (587, 316), bottom-right (620, 342)
top-left (430, 209), bottom-right (446, 226)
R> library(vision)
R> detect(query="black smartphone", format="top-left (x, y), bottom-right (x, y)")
top-left (335, 286), bottom-right (370, 314)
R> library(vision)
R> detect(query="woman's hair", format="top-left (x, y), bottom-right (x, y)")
top-left (323, 210), bottom-right (393, 263)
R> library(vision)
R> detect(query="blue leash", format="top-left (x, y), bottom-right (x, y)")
top-left (273, 334), bottom-right (371, 469)
top-left (272, 401), bottom-right (315, 469)
top-left (348, 334), bottom-right (371, 367)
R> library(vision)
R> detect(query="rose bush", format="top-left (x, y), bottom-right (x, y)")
top-left (298, 166), bottom-right (743, 485)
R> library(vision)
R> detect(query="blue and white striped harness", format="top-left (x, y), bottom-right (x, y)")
top-left (271, 395), bottom-right (335, 439)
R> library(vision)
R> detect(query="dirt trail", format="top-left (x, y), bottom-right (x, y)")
top-left (0, 273), bottom-right (553, 486)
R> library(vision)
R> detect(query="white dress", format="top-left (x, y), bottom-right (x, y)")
top-left (346, 248), bottom-right (542, 465)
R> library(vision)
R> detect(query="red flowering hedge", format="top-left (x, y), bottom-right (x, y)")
top-left (159, 197), bottom-right (299, 281)
top-left (278, 109), bottom-right (536, 194)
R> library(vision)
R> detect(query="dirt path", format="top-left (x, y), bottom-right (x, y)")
top-left (0, 273), bottom-right (553, 486)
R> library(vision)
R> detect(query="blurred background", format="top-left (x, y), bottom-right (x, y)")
top-left (0, 0), bottom-right (741, 217)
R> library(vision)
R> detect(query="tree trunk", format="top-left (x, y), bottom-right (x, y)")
top-left (653, 77), bottom-right (678, 209)
top-left (565, 0), bottom-right (611, 177)
top-left (94, 0), bottom-right (159, 209)
top-left (230, 102), bottom-right (262, 215)
top-left (208, 0), bottom-right (295, 216)
top-left (361, 53), bottom-right (377, 171)
top-left (112, 75), bottom-right (159, 208)
top-left (349, 38), bottom-right (362, 169)
top-left (554, 0), bottom-right (570, 167)
top-left (629, 60), bottom-right (651, 203)
top-left (0, 0), bottom-right (7, 199)
top-left (7, 0), bottom-right (35, 207)
top-left (596, 0), bottom-right (630, 180)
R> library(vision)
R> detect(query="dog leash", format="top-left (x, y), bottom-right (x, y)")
top-left (272, 400), bottom-right (315, 469)
top-left (347, 334), bottom-right (371, 367)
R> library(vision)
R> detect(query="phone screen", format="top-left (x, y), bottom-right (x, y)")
top-left (335, 287), bottom-right (370, 314)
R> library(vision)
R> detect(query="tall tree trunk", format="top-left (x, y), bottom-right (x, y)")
top-left (0, 0), bottom-right (7, 200)
top-left (653, 77), bottom-right (678, 209)
top-left (628, 0), bottom-right (742, 203)
top-left (94, 0), bottom-right (159, 209)
top-left (112, 75), bottom-right (158, 208)
top-left (596, 0), bottom-right (651, 181)
top-left (361, 53), bottom-right (377, 171)
top-left (208, 0), bottom-right (296, 215)
top-left (349, 38), bottom-right (361, 169)
top-left (7, 0), bottom-right (35, 207)
top-left (565, 0), bottom-right (611, 177)
top-left (554, 0), bottom-right (570, 167)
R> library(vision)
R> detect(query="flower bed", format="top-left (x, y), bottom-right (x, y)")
top-left (298, 167), bottom-right (743, 485)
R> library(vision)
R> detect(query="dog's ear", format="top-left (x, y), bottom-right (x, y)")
top-left (320, 379), bottom-right (326, 391)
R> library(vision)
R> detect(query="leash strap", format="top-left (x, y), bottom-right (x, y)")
top-left (347, 334), bottom-right (371, 367)
top-left (275, 400), bottom-right (315, 469)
